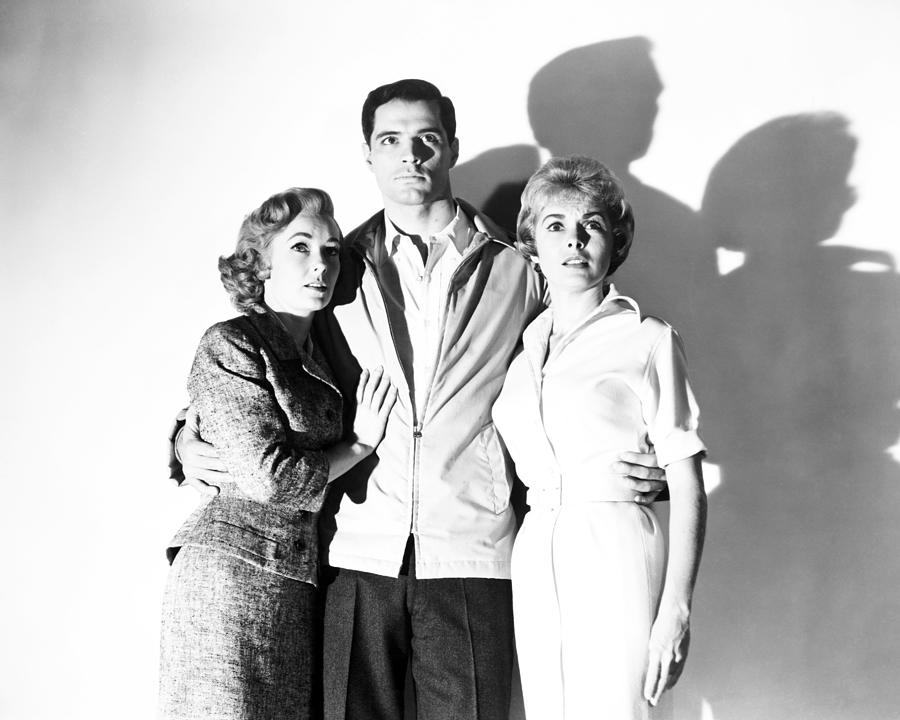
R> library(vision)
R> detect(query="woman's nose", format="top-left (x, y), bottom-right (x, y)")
top-left (568, 225), bottom-right (589, 248)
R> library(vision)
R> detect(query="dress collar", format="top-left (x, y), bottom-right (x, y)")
top-left (522, 283), bottom-right (642, 376)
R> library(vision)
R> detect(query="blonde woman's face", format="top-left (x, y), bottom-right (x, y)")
top-left (263, 213), bottom-right (341, 317)
top-left (533, 195), bottom-right (613, 295)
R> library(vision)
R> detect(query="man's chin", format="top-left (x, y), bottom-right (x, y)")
top-left (389, 190), bottom-right (431, 206)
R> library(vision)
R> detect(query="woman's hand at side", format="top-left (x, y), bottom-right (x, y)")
top-left (642, 453), bottom-right (707, 707)
top-left (325, 367), bottom-right (398, 482)
top-left (643, 605), bottom-right (691, 706)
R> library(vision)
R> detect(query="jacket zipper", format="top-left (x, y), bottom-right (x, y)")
top-left (359, 234), bottom-right (503, 541)
top-left (360, 252), bottom-right (422, 537)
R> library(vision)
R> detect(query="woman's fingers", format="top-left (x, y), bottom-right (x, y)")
top-left (360, 367), bottom-right (385, 406)
top-left (364, 367), bottom-right (383, 406)
top-left (370, 370), bottom-right (391, 409)
top-left (643, 649), bottom-right (662, 705)
top-left (379, 385), bottom-right (399, 419)
top-left (356, 369), bottom-right (370, 405)
top-left (653, 651), bottom-right (673, 705)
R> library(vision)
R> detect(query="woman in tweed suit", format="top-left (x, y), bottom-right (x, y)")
top-left (159, 188), bottom-right (396, 720)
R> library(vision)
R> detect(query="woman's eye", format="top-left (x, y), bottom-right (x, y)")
top-left (325, 247), bottom-right (340, 257)
top-left (546, 222), bottom-right (563, 232)
top-left (291, 243), bottom-right (309, 253)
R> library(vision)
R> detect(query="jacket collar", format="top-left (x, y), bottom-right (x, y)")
top-left (346, 198), bottom-right (515, 263)
top-left (245, 308), bottom-right (301, 360)
top-left (244, 308), bottom-right (338, 393)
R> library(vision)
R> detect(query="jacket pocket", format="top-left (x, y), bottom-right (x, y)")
top-left (479, 423), bottom-right (512, 514)
top-left (206, 520), bottom-right (280, 561)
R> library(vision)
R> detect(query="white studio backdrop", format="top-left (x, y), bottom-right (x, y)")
top-left (1, 1), bottom-right (898, 718)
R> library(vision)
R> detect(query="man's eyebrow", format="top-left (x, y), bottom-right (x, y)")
top-left (373, 130), bottom-right (398, 141)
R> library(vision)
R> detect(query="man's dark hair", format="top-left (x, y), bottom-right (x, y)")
top-left (361, 79), bottom-right (457, 146)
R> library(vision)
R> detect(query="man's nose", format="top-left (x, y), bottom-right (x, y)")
top-left (402, 137), bottom-right (430, 164)
top-left (401, 139), bottom-right (420, 164)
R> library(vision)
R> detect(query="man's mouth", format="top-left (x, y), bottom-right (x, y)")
top-left (562, 255), bottom-right (588, 266)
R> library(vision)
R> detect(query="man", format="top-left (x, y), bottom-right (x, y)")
top-left (175, 79), bottom-right (667, 720)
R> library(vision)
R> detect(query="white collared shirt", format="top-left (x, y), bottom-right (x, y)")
top-left (493, 284), bottom-right (706, 510)
top-left (375, 206), bottom-right (476, 415)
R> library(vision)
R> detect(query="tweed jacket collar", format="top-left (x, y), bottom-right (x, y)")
top-left (245, 309), bottom-right (338, 394)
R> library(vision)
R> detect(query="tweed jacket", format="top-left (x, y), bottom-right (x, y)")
top-left (313, 199), bottom-right (547, 579)
top-left (167, 310), bottom-right (343, 585)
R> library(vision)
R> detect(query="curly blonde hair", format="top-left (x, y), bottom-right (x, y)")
top-left (219, 187), bottom-right (336, 313)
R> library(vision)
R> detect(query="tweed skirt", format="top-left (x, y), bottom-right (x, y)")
top-left (159, 544), bottom-right (320, 720)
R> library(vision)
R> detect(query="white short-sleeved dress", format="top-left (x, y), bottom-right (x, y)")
top-left (492, 285), bottom-right (705, 720)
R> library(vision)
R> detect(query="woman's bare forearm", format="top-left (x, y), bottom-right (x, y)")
top-left (659, 453), bottom-right (707, 616)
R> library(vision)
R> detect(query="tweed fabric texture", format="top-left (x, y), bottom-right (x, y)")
top-left (160, 311), bottom-right (341, 719)
top-left (168, 310), bottom-right (343, 583)
top-left (159, 544), bottom-right (320, 720)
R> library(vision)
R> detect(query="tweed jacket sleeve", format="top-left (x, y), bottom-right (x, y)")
top-left (187, 320), bottom-right (333, 516)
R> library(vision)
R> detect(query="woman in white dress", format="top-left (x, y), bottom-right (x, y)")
top-left (493, 156), bottom-right (707, 719)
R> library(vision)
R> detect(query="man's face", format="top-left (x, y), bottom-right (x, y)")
top-left (363, 99), bottom-right (459, 208)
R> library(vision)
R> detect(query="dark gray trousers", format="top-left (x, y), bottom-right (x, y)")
top-left (322, 540), bottom-right (514, 720)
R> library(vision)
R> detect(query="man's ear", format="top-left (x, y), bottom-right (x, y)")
top-left (361, 142), bottom-right (373, 170)
top-left (449, 137), bottom-right (460, 169)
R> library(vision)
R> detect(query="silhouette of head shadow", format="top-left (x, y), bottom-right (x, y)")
top-left (528, 36), bottom-right (662, 170)
top-left (452, 38), bottom-right (705, 335)
top-left (452, 37), bottom-right (665, 232)
top-left (695, 112), bottom-right (871, 458)
top-left (702, 113), bottom-right (858, 257)
top-left (683, 113), bottom-right (900, 719)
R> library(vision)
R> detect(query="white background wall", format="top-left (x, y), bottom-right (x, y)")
top-left (1, 1), bottom-right (898, 718)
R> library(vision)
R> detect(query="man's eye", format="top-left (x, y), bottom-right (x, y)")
top-left (381, 136), bottom-right (397, 145)
top-left (422, 133), bottom-right (440, 143)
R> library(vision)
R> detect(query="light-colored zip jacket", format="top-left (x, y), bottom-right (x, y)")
top-left (314, 200), bottom-right (546, 579)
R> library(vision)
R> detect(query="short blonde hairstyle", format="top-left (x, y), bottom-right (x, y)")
top-left (219, 187), bottom-right (337, 314)
top-left (516, 156), bottom-right (634, 275)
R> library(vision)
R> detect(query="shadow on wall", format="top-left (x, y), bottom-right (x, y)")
top-left (454, 39), bottom-right (900, 720)
top-left (453, 37), bottom-right (706, 336)
top-left (685, 114), bottom-right (900, 720)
